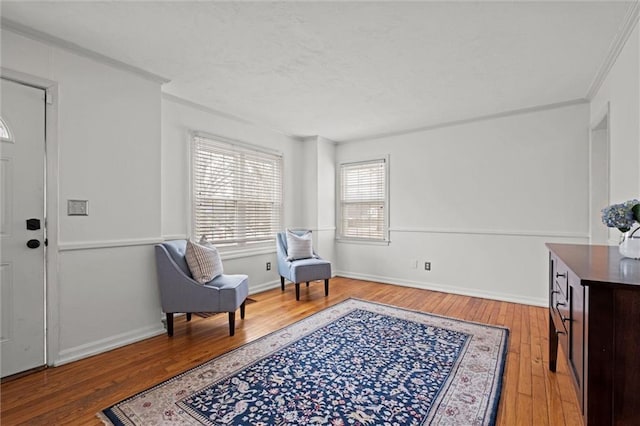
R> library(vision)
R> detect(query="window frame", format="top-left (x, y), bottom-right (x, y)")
top-left (188, 131), bottom-right (284, 253)
top-left (0, 116), bottom-right (14, 142)
top-left (336, 156), bottom-right (390, 244)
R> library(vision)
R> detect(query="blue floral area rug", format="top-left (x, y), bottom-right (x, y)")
top-left (100, 299), bottom-right (508, 425)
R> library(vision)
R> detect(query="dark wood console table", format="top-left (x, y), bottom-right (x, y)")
top-left (547, 243), bottom-right (640, 426)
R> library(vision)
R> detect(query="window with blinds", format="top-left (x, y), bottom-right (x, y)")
top-left (191, 134), bottom-right (283, 248)
top-left (338, 158), bottom-right (389, 241)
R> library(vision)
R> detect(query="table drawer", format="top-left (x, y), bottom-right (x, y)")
top-left (552, 255), bottom-right (569, 301)
top-left (550, 254), bottom-right (569, 332)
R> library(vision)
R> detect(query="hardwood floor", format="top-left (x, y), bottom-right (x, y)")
top-left (0, 277), bottom-right (582, 425)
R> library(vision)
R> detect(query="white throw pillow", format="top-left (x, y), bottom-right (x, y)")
top-left (199, 235), bottom-right (215, 248)
top-left (185, 238), bottom-right (224, 284)
top-left (286, 229), bottom-right (314, 260)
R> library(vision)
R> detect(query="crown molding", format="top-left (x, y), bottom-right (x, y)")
top-left (162, 92), bottom-right (255, 125)
top-left (162, 92), bottom-right (304, 141)
top-left (0, 18), bottom-right (170, 84)
top-left (586, 1), bottom-right (640, 100)
top-left (338, 98), bottom-right (588, 144)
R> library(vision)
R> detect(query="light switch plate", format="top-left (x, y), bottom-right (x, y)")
top-left (67, 199), bottom-right (88, 216)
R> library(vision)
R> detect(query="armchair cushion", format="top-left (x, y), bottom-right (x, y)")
top-left (286, 229), bottom-right (314, 260)
top-left (207, 274), bottom-right (249, 312)
top-left (286, 257), bottom-right (331, 284)
top-left (185, 239), bottom-right (224, 284)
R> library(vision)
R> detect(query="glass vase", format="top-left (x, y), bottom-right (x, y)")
top-left (619, 226), bottom-right (640, 260)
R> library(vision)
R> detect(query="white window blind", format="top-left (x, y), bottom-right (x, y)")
top-left (192, 135), bottom-right (283, 248)
top-left (338, 158), bottom-right (388, 241)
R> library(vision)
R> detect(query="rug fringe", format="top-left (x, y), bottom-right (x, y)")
top-left (96, 411), bottom-right (114, 426)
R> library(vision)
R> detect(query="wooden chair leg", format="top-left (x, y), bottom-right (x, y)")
top-left (295, 283), bottom-right (300, 301)
top-left (186, 313), bottom-right (192, 322)
top-left (325, 279), bottom-right (329, 296)
top-left (228, 311), bottom-right (236, 336)
top-left (240, 300), bottom-right (246, 319)
top-left (280, 276), bottom-right (285, 291)
top-left (166, 313), bottom-right (174, 337)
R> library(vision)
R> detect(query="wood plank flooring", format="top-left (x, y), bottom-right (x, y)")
top-left (0, 277), bottom-right (582, 425)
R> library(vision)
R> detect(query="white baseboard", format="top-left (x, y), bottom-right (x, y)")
top-left (53, 324), bottom-right (166, 367)
top-left (249, 279), bottom-right (281, 295)
top-left (51, 280), bottom-right (281, 367)
top-left (334, 270), bottom-right (548, 308)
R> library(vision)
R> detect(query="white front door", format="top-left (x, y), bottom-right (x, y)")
top-left (0, 78), bottom-right (46, 378)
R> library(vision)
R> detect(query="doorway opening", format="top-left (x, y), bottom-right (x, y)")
top-left (590, 105), bottom-right (610, 245)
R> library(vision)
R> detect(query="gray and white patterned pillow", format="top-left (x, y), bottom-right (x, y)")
top-left (185, 238), bottom-right (224, 284)
top-left (286, 229), bottom-right (314, 260)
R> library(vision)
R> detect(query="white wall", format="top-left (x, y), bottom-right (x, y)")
top-left (1, 29), bottom-right (164, 365)
top-left (161, 95), bottom-right (302, 294)
top-left (297, 136), bottom-right (336, 265)
top-left (335, 104), bottom-right (590, 306)
top-left (299, 137), bottom-right (319, 230)
top-left (590, 23), bottom-right (640, 244)
top-left (316, 137), bottom-right (336, 264)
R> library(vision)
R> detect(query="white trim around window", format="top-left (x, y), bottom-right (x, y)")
top-left (336, 156), bottom-right (390, 243)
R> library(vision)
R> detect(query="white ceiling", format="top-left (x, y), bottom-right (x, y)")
top-left (1, 1), bottom-right (635, 142)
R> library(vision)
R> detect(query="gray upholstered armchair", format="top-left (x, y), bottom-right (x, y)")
top-left (154, 240), bottom-right (249, 336)
top-left (276, 230), bottom-right (331, 301)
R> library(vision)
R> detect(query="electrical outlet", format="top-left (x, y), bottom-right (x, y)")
top-left (424, 262), bottom-right (431, 271)
top-left (266, 262), bottom-right (271, 271)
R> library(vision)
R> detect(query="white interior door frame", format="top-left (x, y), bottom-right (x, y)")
top-left (1, 67), bottom-right (60, 367)
top-left (589, 102), bottom-right (611, 245)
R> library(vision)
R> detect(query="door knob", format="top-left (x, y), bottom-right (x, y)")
top-left (26, 239), bottom-right (40, 249)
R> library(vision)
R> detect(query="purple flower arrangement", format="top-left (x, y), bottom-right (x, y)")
top-left (601, 199), bottom-right (640, 233)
